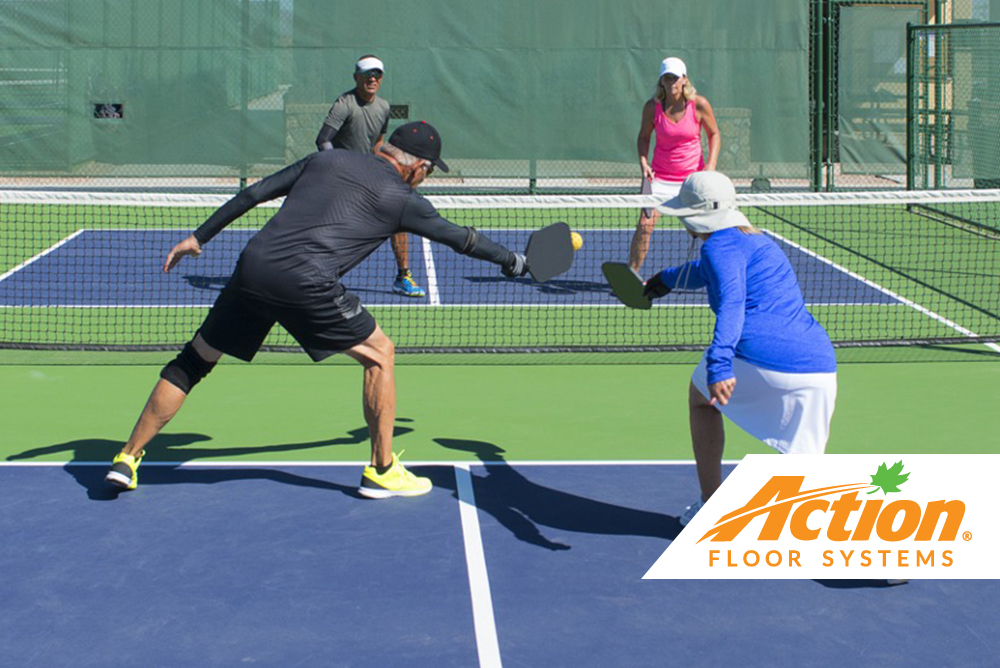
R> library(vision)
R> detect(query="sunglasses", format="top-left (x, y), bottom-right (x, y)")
top-left (358, 70), bottom-right (383, 80)
top-left (423, 163), bottom-right (434, 176)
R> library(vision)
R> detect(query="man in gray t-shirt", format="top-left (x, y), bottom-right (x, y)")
top-left (316, 55), bottom-right (426, 298)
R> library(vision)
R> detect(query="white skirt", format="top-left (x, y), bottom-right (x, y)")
top-left (641, 178), bottom-right (682, 215)
top-left (691, 356), bottom-right (838, 455)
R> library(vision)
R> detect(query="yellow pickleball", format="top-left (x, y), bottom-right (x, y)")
top-left (570, 231), bottom-right (583, 251)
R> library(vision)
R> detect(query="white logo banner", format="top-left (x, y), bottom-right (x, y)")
top-left (644, 454), bottom-right (1000, 579)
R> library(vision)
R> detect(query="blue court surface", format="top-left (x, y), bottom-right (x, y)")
top-left (1, 461), bottom-right (997, 667)
top-left (1, 228), bottom-right (898, 307)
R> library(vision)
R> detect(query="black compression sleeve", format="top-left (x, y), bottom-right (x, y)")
top-left (398, 195), bottom-right (514, 266)
top-left (193, 155), bottom-right (313, 245)
top-left (316, 124), bottom-right (336, 151)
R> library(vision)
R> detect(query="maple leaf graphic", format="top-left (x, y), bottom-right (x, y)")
top-left (867, 460), bottom-right (910, 495)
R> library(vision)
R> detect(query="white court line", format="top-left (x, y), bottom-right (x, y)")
top-left (764, 228), bottom-right (1000, 354)
top-left (422, 236), bottom-right (442, 306)
top-left (455, 463), bottom-right (502, 668)
top-left (0, 229), bottom-right (85, 282)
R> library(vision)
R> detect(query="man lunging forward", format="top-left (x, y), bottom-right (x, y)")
top-left (106, 121), bottom-right (529, 498)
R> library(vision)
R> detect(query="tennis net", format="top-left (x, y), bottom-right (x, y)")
top-left (1, 189), bottom-right (998, 358)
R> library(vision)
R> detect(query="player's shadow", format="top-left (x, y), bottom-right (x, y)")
top-left (7, 424), bottom-right (413, 501)
top-left (182, 275), bottom-right (229, 291)
top-left (813, 579), bottom-right (907, 589)
top-left (466, 275), bottom-right (611, 296)
top-left (64, 463), bottom-right (364, 502)
top-left (419, 438), bottom-right (681, 551)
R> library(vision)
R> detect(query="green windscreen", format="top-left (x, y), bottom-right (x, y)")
top-left (0, 0), bottom-right (811, 190)
top-left (836, 5), bottom-right (921, 179)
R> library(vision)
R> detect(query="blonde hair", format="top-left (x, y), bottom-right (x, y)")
top-left (654, 77), bottom-right (697, 103)
top-left (737, 225), bottom-right (763, 235)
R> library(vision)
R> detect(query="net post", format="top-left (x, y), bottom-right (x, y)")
top-left (810, 0), bottom-right (824, 191)
top-left (239, 0), bottom-right (251, 191)
top-left (906, 22), bottom-right (915, 191)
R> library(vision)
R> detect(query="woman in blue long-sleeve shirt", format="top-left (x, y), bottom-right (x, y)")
top-left (644, 172), bottom-right (837, 526)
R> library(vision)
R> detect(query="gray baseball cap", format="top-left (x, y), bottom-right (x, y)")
top-left (656, 171), bottom-right (750, 233)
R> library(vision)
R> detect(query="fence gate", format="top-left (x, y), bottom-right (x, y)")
top-left (908, 22), bottom-right (1000, 189)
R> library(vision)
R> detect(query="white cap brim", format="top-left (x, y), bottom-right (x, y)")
top-left (655, 191), bottom-right (707, 218)
top-left (656, 194), bottom-right (750, 233)
top-left (681, 209), bottom-right (750, 234)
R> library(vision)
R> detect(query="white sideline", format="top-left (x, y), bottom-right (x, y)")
top-left (455, 464), bottom-right (502, 668)
top-left (0, 230), bottom-right (84, 282)
top-left (764, 228), bottom-right (1000, 354)
top-left (422, 236), bottom-right (442, 306)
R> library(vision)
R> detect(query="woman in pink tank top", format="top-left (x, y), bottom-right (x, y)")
top-left (630, 57), bottom-right (721, 273)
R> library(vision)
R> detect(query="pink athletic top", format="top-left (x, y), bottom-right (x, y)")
top-left (650, 99), bottom-right (705, 182)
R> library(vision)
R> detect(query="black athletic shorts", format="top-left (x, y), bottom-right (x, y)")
top-left (198, 278), bottom-right (377, 362)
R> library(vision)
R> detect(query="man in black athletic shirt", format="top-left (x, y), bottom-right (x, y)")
top-left (104, 121), bottom-right (528, 499)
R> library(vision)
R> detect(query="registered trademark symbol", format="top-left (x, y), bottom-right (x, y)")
top-left (963, 531), bottom-right (972, 541)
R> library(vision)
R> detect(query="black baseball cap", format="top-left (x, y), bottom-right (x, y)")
top-left (387, 121), bottom-right (450, 173)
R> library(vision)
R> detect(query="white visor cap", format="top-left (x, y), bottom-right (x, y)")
top-left (656, 171), bottom-right (751, 234)
top-left (355, 57), bottom-right (384, 74)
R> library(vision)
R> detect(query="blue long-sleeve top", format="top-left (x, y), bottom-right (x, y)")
top-left (656, 228), bottom-right (836, 384)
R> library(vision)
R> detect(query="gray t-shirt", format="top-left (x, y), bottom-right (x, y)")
top-left (317, 89), bottom-right (390, 153)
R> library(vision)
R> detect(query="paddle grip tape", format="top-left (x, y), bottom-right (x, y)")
top-left (160, 342), bottom-right (217, 394)
top-left (458, 227), bottom-right (479, 255)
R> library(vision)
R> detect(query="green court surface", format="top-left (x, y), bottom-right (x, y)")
top-left (3, 356), bottom-right (999, 465)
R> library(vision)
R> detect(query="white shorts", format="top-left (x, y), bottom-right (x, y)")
top-left (691, 356), bottom-right (838, 455)
top-left (641, 178), bottom-right (682, 216)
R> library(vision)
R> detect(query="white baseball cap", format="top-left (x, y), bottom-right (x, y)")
top-left (355, 56), bottom-right (384, 74)
top-left (656, 171), bottom-right (750, 233)
top-left (659, 57), bottom-right (687, 79)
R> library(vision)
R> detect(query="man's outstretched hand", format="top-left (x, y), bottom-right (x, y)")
top-left (164, 235), bottom-right (203, 273)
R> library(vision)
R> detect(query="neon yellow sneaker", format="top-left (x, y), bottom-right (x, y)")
top-left (358, 451), bottom-right (432, 499)
top-left (105, 450), bottom-right (145, 491)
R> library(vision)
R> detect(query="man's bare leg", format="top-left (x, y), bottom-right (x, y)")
top-left (391, 232), bottom-right (409, 275)
top-left (121, 334), bottom-right (222, 457)
top-left (345, 325), bottom-right (396, 468)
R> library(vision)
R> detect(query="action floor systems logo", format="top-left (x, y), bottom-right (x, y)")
top-left (645, 455), bottom-right (999, 579)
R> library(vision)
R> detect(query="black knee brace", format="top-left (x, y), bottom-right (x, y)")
top-left (160, 342), bottom-right (217, 394)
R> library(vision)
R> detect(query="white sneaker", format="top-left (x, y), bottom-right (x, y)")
top-left (679, 498), bottom-right (705, 527)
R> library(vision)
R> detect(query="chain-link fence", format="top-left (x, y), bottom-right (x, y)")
top-left (908, 21), bottom-right (1000, 189)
